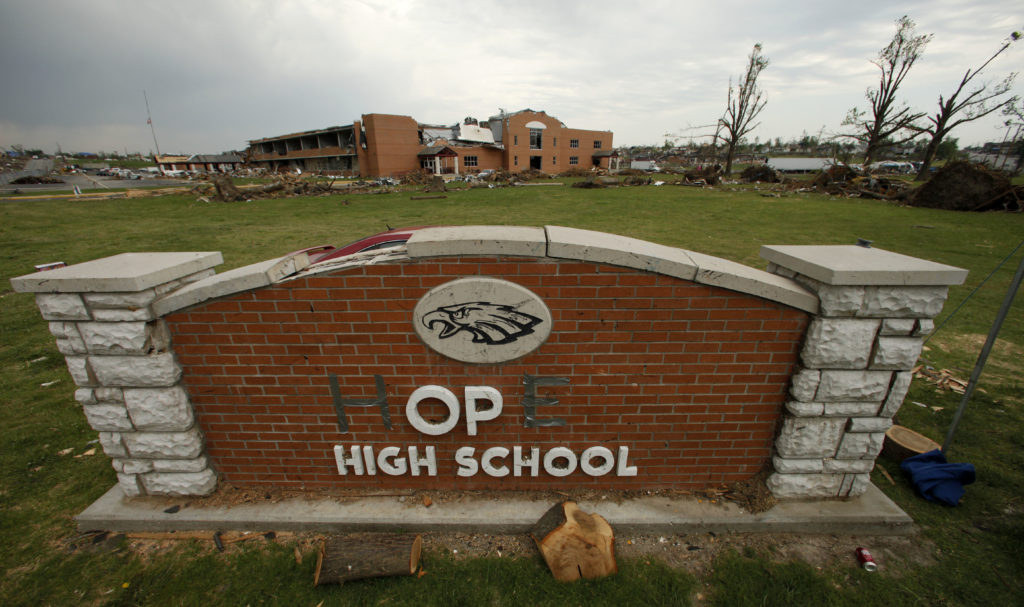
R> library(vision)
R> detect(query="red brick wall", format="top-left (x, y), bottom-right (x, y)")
top-left (166, 256), bottom-right (807, 490)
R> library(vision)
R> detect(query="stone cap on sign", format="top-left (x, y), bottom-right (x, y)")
top-left (760, 245), bottom-right (969, 286)
top-left (152, 253), bottom-right (310, 316)
top-left (404, 225), bottom-right (819, 313)
top-left (10, 252), bottom-right (223, 293)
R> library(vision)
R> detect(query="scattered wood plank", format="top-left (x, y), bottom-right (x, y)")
top-left (314, 534), bottom-right (422, 586)
top-left (530, 501), bottom-right (617, 582)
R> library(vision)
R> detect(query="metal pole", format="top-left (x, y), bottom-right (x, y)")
top-left (943, 252), bottom-right (1024, 454)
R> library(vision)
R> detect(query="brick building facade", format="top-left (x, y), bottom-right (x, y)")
top-left (246, 110), bottom-right (615, 177)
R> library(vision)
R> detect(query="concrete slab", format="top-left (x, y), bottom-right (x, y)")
top-left (407, 226), bottom-right (547, 258)
top-left (545, 225), bottom-right (699, 281)
top-left (153, 253), bottom-right (309, 316)
top-left (11, 252), bottom-right (223, 293)
top-left (761, 245), bottom-right (968, 286)
top-left (77, 483), bottom-right (913, 536)
top-left (685, 250), bottom-right (818, 313)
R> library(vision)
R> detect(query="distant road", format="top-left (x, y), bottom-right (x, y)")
top-left (0, 173), bottom-right (192, 195)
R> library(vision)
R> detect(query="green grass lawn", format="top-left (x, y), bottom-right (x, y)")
top-left (1, 183), bottom-right (1022, 606)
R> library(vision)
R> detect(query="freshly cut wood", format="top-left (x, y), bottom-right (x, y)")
top-left (884, 425), bottom-right (941, 461)
top-left (313, 534), bottom-right (422, 586)
top-left (530, 501), bottom-right (616, 582)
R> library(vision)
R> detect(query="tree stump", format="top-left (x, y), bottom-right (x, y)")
top-left (313, 534), bottom-right (422, 586)
top-left (530, 501), bottom-right (617, 582)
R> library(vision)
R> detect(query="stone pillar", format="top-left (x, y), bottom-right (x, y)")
top-left (11, 252), bottom-right (223, 497)
top-left (760, 245), bottom-right (968, 498)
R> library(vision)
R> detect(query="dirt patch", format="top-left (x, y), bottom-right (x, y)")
top-left (905, 161), bottom-right (1022, 212)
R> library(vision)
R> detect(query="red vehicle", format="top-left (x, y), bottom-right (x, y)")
top-left (294, 226), bottom-right (430, 265)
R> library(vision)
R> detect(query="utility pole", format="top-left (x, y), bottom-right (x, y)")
top-left (144, 90), bottom-right (161, 156)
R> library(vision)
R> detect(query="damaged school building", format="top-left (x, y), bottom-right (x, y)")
top-left (245, 110), bottom-right (618, 177)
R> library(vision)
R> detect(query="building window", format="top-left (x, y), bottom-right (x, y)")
top-left (569, 156), bottom-right (579, 165)
top-left (514, 155), bottom-right (518, 166)
top-left (552, 156), bottom-right (557, 165)
top-left (570, 139), bottom-right (579, 149)
top-left (421, 158), bottom-right (435, 171)
top-left (464, 155), bottom-right (478, 167)
top-left (593, 140), bottom-right (602, 149)
top-left (529, 128), bottom-right (543, 150)
top-left (514, 135), bottom-right (518, 146)
top-left (553, 137), bottom-right (557, 146)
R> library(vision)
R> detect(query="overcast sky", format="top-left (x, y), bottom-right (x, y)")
top-left (0, 0), bottom-right (1020, 155)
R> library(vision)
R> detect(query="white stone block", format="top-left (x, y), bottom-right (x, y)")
top-left (83, 290), bottom-right (157, 309)
top-left (65, 356), bottom-right (94, 386)
top-left (823, 402), bottom-right (880, 417)
top-left (766, 262), bottom-right (797, 279)
top-left (48, 321), bottom-right (73, 339)
top-left (55, 335), bottom-right (88, 355)
top-left (860, 286), bottom-right (948, 318)
top-left (775, 418), bottom-right (846, 457)
top-left (154, 268), bottom-right (217, 296)
top-left (74, 388), bottom-right (96, 405)
top-left (152, 456), bottom-right (209, 473)
top-left (914, 319), bottom-right (935, 337)
top-left (801, 318), bottom-right (879, 368)
top-left (835, 431), bottom-right (886, 459)
top-left (847, 417), bottom-right (893, 433)
top-left (767, 472), bottom-right (844, 498)
top-left (823, 459), bottom-right (875, 473)
top-left (91, 307), bottom-right (154, 322)
top-left (772, 456), bottom-right (824, 473)
top-left (83, 404), bottom-right (134, 431)
top-left (78, 322), bottom-right (151, 355)
top-left (124, 427), bottom-right (203, 459)
top-left (871, 337), bottom-right (923, 370)
top-left (813, 283), bottom-right (865, 316)
top-left (880, 319), bottom-right (916, 336)
top-left (789, 369), bottom-right (820, 402)
top-left (118, 458), bottom-right (155, 474)
top-left (117, 473), bottom-right (144, 497)
top-left (816, 370), bottom-right (892, 401)
top-left (99, 432), bottom-right (128, 457)
top-left (848, 474), bottom-right (871, 496)
top-left (89, 353), bottom-right (181, 387)
top-left (36, 293), bottom-right (90, 320)
top-left (95, 387), bottom-right (124, 403)
top-left (879, 371), bottom-right (913, 418)
top-left (141, 469), bottom-right (217, 496)
top-left (148, 321), bottom-right (171, 353)
top-left (124, 386), bottom-right (194, 431)
top-left (785, 401), bottom-right (824, 417)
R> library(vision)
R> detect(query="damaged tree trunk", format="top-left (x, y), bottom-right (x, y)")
top-left (212, 174), bottom-right (246, 202)
top-left (313, 534), bottom-right (422, 586)
top-left (530, 501), bottom-right (617, 582)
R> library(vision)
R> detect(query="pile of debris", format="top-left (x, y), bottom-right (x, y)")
top-left (740, 164), bottom-right (783, 183)
top-left (805, 164), bottom-right (910, 200)
top-left (682, 165), bottom-right (722, 186)
top-left (201, 174), bottom-right (362, 202)
top-left (905, 161), bottom-right (1022, 212)
top-left (10, 175), bottom-right (64, 185)
top-left (572, 175), bottom-right (620, 189)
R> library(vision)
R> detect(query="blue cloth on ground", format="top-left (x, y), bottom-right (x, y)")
top-left (900, 449), bottom-right (975, 506)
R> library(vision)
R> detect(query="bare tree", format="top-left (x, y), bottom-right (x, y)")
top-left (717, 43), bottom-right (769, 175)
top-left (843, 16), bottom-right (931, 165)
top-left (914, 31), bottom-right (1021, 180)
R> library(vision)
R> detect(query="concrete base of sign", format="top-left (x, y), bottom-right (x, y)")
top-left (77, 483), bottom-right (913, 536)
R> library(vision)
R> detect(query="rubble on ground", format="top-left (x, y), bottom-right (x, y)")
top-left (740, 164), bottom-right (783, 183)
top-left (905, 161), bottom-right (1022, 212)
top-left (10, 175), bottom-right (64, 185)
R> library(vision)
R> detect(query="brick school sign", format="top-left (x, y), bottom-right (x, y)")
top-left (11, 226), bottom-right (967, 500)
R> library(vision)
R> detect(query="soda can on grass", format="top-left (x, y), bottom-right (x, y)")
top-left (855, 547), bottom-right (878, 572)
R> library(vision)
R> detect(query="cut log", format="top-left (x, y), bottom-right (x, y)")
top-left (313, 534), bottom-right (422, 586)
top-left (883, 425), bottom-right (941, 461)
top-left (530, 501), bottom-right (616, 582)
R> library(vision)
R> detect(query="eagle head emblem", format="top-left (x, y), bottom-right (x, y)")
top-left (421, 301), bottom-right (543, 345)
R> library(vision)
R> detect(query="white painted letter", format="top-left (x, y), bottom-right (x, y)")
top-left (377, 446), bottom-right (407, 475)
top-left (408, 445), bottom-right (437, 476)
top-left (361, 445), bottom-right (378, 475)
top-left (464, 386), bottom-right (503, 436)
top-left (406, 386), bottom-right (460, 436)
top-left (543, 447), bottom-right (578, 478)
top-left (455, 446), bottom-right (478, 477)
top-left (481, 446), bottom-right (510, 477)
top-left (513, 446), bottom-right (540, 477)
top-left (581, 446), bottom-right (615, 476)
top-left (616, 446), bottom-right (638, 476)
top-left (334, 445), bottom-right (365, 475)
